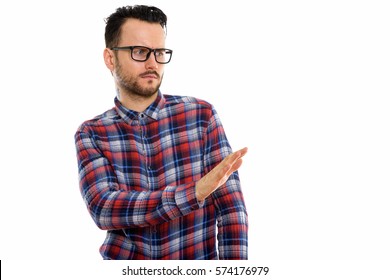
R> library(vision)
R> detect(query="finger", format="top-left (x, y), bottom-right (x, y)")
top-left (224, 149), bottom-right (247, 175)
top-left (225, 158), bottom-right (244, 176)
top-left (236, 147), bottom-right (248, 158)
top-left (226, 147), bottom-right (248, 164)
top-left (211, 147), bottom-right (248, 177)
top-left (231, 158), bottom-right (243, 172)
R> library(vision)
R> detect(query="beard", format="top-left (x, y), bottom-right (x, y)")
top-left (114, 62), bottom-right (163, 99)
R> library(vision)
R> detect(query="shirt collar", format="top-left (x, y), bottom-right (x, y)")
top-left (114, 91), bottom-right (166, 123)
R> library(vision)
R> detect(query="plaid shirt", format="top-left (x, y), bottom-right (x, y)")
top-left (75, 92), bottom-right (248, 260)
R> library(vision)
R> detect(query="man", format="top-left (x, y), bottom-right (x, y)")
top-left (75, 5), bottom-right (248, 260)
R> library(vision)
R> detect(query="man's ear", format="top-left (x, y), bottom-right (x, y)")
top-left (103, 48), bottom-right (115, 71)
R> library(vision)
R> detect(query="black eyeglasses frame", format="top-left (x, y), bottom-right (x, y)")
top-left (110, 46), bottom-right (173, 64)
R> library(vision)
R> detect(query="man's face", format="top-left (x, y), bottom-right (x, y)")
top-left (112, 19), bottom-right (166, 99)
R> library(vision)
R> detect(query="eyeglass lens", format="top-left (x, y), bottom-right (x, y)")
top-left (132, 47), bottom-right (172, 63)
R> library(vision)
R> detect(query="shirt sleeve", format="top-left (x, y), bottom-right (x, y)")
top-left (75, 126), bottom-right (202, 231)
top-left (204, 107), bottom-right (249, 260)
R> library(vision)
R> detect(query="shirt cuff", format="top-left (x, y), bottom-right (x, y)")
top-left (162, 182), bottom-right (204, 220)
top-left (175, 182), bottom-right (204, 215)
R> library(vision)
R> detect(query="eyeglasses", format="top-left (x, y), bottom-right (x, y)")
top-left (110, 46), bottom-right (173, 64)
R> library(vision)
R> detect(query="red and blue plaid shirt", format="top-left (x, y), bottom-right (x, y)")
top-left (75, 92), bottom-right (248, 259)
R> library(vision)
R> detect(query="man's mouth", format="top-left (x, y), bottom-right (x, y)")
top-left (140, 71), bottom-right (159, 79)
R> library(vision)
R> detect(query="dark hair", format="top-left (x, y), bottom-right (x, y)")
top-left (104, 5), bottom-right (167, 48)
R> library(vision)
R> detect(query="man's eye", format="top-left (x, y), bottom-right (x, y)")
top-left (134, 48), bottom-right (148, 55)
top-left (156, 50), bottom-right (165, 57)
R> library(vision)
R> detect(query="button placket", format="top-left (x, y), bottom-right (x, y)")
top-left (138, 114), bottom-right (154, 189)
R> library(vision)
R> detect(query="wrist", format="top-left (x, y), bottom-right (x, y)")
top-left (195, 182), bottom-right (208, 202)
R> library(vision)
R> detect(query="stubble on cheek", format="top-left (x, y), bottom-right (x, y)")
top-left (115, 66), bottom-right (161, 98)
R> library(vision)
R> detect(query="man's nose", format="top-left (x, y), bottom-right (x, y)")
top-left (145, 52), bottom-right (159, 69)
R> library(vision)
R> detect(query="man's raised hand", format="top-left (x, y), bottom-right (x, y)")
top-left (195, 147), bottom-right (248, 201)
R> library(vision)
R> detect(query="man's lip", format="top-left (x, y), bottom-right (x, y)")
top-left (141, 75), bottom-right (157, 79)
top-left (140, 73), bottom-right (158, 79)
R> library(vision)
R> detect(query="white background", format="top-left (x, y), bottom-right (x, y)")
top-left (1, 0), bottom-right (389, 279)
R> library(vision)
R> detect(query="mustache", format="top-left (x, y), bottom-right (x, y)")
top-left (139, 71), bottom-right (160, 79)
